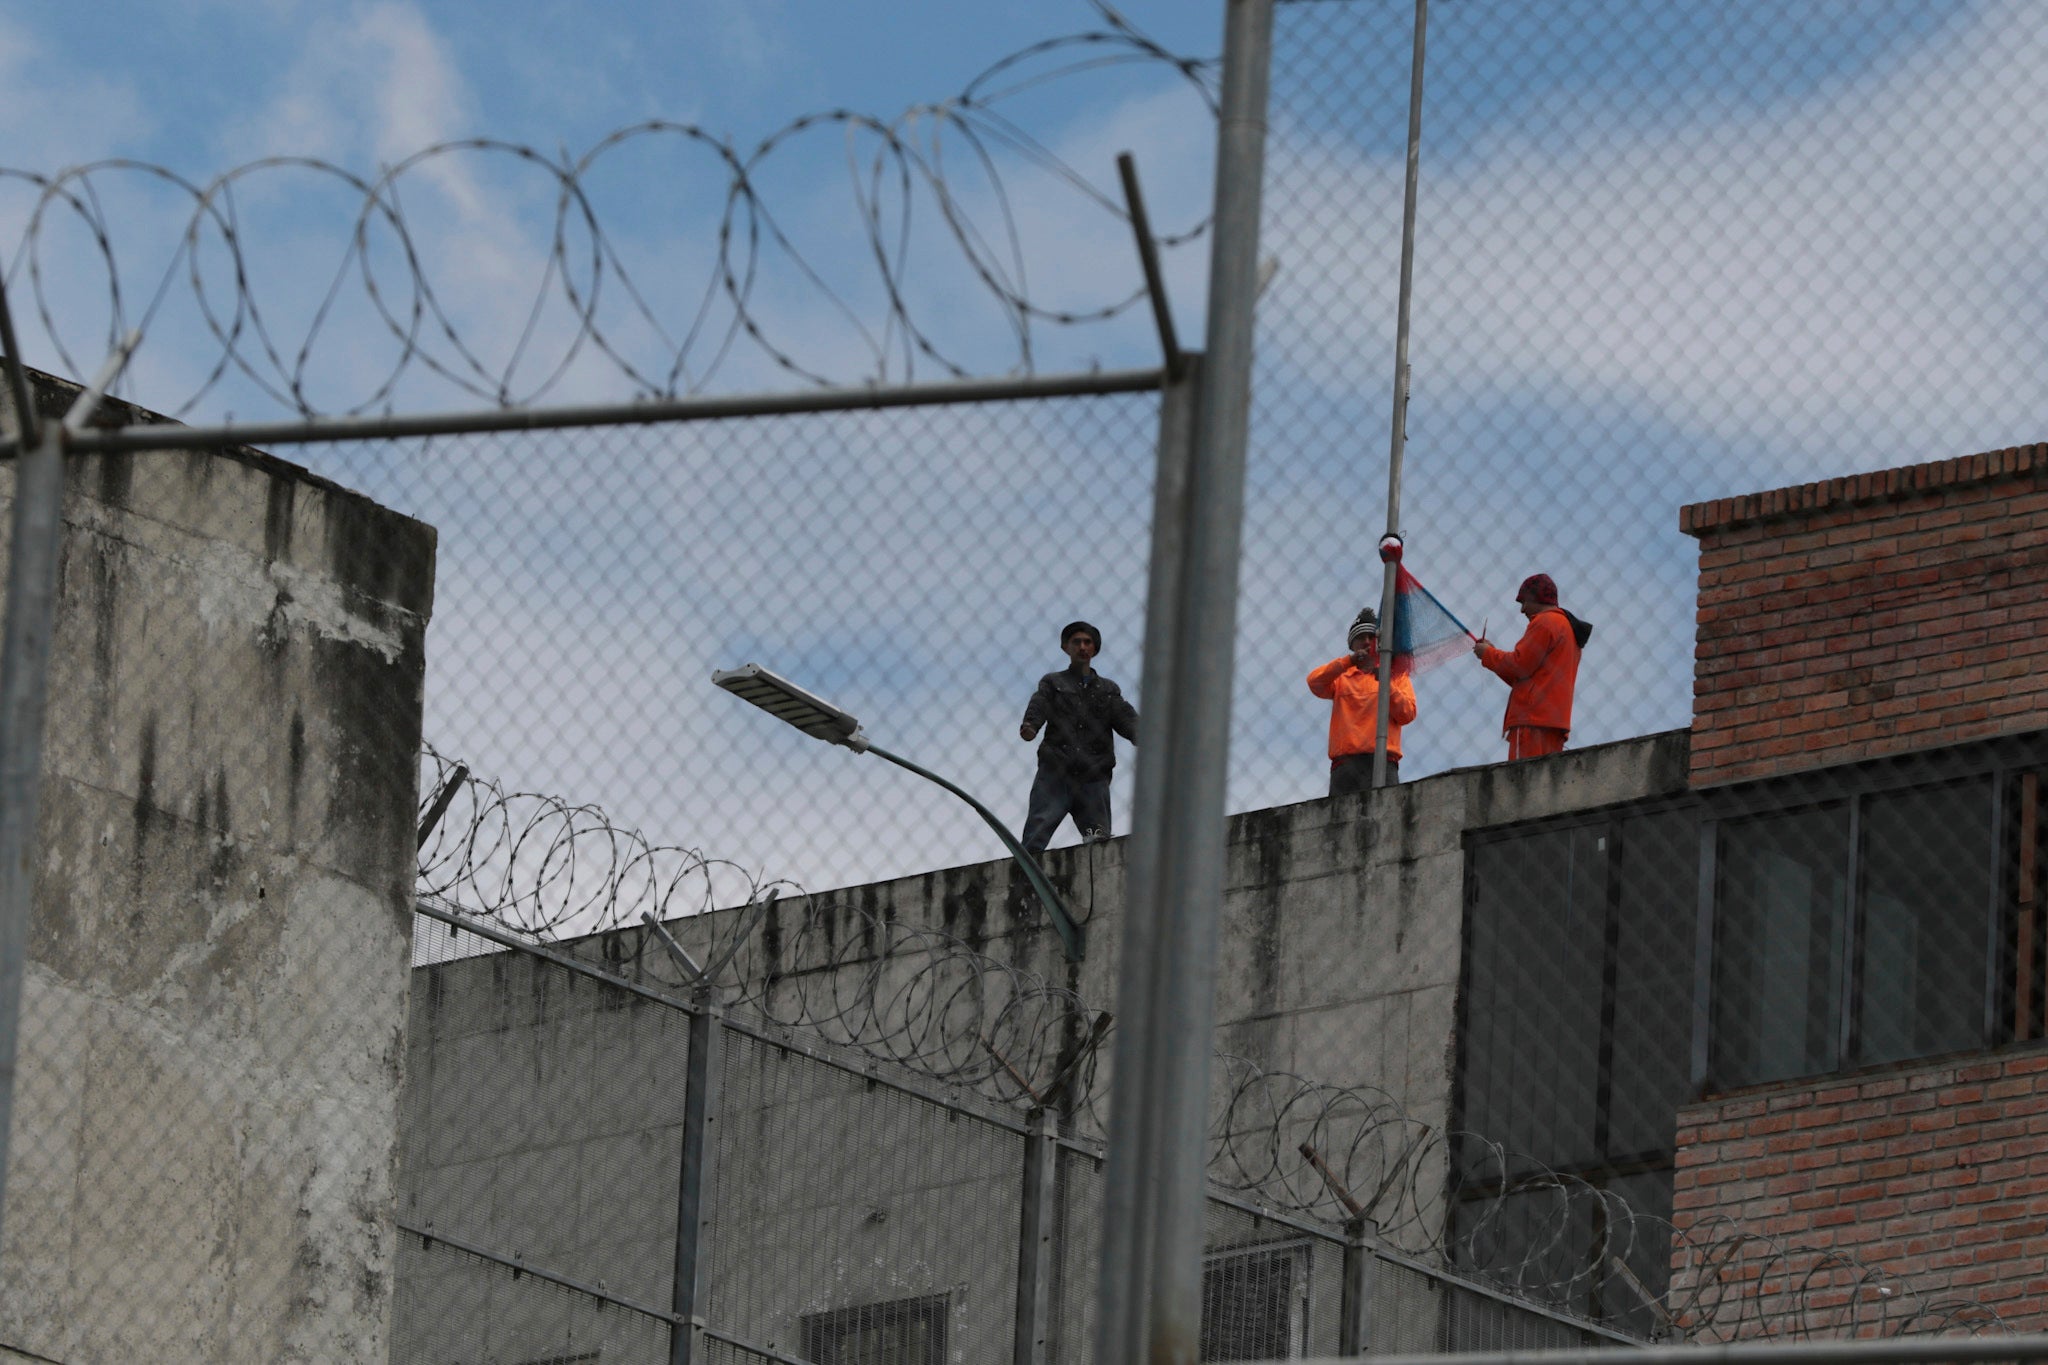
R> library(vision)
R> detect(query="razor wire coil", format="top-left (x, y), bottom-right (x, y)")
top-left (0, 4), bottom-right (1213, 423)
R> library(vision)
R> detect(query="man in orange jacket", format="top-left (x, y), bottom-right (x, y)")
top-left (1473, 573), bottom-right (1592, 761)
top-left (1307, 607), bottom-right (1418, 795)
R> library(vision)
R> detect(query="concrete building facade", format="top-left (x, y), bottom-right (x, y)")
top-left (1664, 446), bottom-right (2048, 1339)
top-left (0, 370), bottom-right (435, 1362)
top-left (395, 732), bottom-right (1693, 1361)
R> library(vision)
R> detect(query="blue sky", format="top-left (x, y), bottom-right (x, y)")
top-left (6, 1), bottom-right (2046, 901)
top-left (4, 2), bottom-right (1216, 167)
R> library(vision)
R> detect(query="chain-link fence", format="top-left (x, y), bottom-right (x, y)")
top-left (5, 0), bottom-right (2048, 1359)
top-left (394, 885), bottom-right (1638, 1365)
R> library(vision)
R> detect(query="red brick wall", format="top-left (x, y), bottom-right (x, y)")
top-left (1669, 1049), bottom-right (2048, 1338)
top-left (1681, 444), bottom-right (2048, 786)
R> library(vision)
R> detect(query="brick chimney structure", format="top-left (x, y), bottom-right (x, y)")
top-left (1681, 444), bottom-right (2048, 787)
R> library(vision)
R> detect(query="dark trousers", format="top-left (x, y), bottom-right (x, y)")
top-left (1329, 753), bottom-right (1398, 797)
top-left (1022, 767), bottom-right (1112, 854)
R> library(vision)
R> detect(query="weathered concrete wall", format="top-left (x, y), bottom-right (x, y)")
top-left (647, 727), bottom-right (1690, 1133)
top-left (394, 728), bottom-right (1688, 1358)
top-left (0, 370), bottom-right (435, 1362)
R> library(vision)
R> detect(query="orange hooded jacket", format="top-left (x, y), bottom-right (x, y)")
top-left (1478, 607), bottom-right (1583, 734)
top-left (1306, 657), bottom-right (1417, 761)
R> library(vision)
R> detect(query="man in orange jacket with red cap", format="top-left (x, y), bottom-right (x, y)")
top-left (1473, 573), bottom-right (1592, 761)
top-left (1308, 607), bottom-right (1418, 794)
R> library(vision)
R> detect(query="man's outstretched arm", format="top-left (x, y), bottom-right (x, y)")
top-left (1109, 685), bottom-right (1139, 744)
top-left (1021, 680), bottom-right (1049, 740)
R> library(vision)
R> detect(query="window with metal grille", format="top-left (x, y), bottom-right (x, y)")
top-left (1200, 1240), bottom-right (1309, 1362)
top-left (800, 1292), bottom-right (948, 1365)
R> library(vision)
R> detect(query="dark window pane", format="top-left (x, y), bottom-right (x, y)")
top-left (1713, 805), bottom-right (1849, 1087)
top-left (1608, 809), bottom-right (1699, 1156)
top-left (1857, 778), bottom-right (1994, 1065)
top-left (1463, 825), bottom-right (1607, 1172)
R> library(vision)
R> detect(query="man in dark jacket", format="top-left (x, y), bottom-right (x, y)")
top-left (1019, 620), bottom-right (1139, 854)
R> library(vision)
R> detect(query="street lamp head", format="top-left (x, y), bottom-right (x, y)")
top-left (711, 664), bottom-right (870, 752)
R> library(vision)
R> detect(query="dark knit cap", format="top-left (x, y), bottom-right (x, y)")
top-left (1061, 620), bottom-right (1101, 647)
top-left (1347, 608), bottom-right (1378, 645)
top-left (1516, 574), bottom-right (1559, 606)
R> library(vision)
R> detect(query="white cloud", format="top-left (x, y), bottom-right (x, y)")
top-left (233, 2), bottom-right (475, 168)
top-left (1269, 3), bottom-right (2048, 471)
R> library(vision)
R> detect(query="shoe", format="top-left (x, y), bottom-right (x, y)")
top-left (1082, 828), bottom-right (1108, 844)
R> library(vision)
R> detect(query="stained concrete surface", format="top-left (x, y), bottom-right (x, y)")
top-left (0, 370), bottom-right (434, 1363)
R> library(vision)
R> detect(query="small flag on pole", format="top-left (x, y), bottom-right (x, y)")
top-left (1389, 566), bottom-right (1478, 677)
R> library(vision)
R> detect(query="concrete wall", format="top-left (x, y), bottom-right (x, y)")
top-left (647, 727), bottom-right (1691, 1136)
top-left (0, 371), bottom-right (435, 1362)
top-left (606, 730), bottom-right (1690, 1241)
top-left (1671, 1046), bottom-right (2048, 1337)
top-left (394, 729), bottom-right (1689, 1359)
top-left (1681, 442), bottom-right (2048, 786)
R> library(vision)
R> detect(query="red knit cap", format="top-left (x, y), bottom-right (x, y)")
top-left (1516, 573), bottom-right (1558, 606)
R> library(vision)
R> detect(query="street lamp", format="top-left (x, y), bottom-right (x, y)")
top-left (711, 663), bottom-right (1084, 960)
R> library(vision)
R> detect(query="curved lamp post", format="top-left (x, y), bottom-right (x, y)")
top-left (711, 663), bottom-right (1084, 961)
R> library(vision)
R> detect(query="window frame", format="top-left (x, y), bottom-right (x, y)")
top-left (1453, 794), bottom-right (1701, 1324)
top-left (1689, 733), bottom-right (2048, 1095)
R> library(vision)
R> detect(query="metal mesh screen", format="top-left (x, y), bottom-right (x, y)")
top-left (7, 0), bottom-right (2048, 1357)
top-left (320, 399), bottom-right (1160, 904)
top-left (1053, 1143), bottom-right (1108, 1364)
top-left (392, 1235), bottom-right (674, 1365)
top-left (707, 1019), bottom-right (1026, 1363)
top-left (395, 933), bottom-right (691, 1320)
top-left (0, 428), bottom-right (429, 1362)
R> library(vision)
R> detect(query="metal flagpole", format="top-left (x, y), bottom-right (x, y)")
top-left (1372, 0), bottom-right (1431, 789)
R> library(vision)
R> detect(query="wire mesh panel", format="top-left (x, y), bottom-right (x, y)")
top-left (393, 931), bottom-right (693, 1357)
top-left (317, 397), bottom-right (1161, 906)
top-left (391, 1234), bottom-right (675, 1365)
top-left (9, 0), bottom-right (2048, 1356)
top-left (1199, 1199), bottom-right (1346, 1361)
top-left (705, 1018), bottom-right (1028, 1365)
top-left (1052, 1143), bottom-right (1108, 1365)
top-left (1245, 0), bottom-right (2048, 1344)
top-left (1257, 0), bottom-right (2048, 782)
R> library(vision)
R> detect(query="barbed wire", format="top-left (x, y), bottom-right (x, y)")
top-left (0, 4), bottom-right (1213, 422)
top-left (1208, 1059), bottom-right (2009, 1340)
top-left (414, 743), bottom-right (797, 932)
top-left (415, 744), bottom-right (1107, 1121)
top-left (412, 747), bottom-right (2008, 1341)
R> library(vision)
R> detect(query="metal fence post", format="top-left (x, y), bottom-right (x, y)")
top-left (671, 998), bottom-right (727, 1365)
top-left (1013, 1108), bottom-right (1058, 1365)
top-left (1339, 1217), bottom-right (1377, 1356)
top-left (1094, 2), bottom-right (1275, 1363)
top-left (0, 370), bottom-right (63, 1253)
